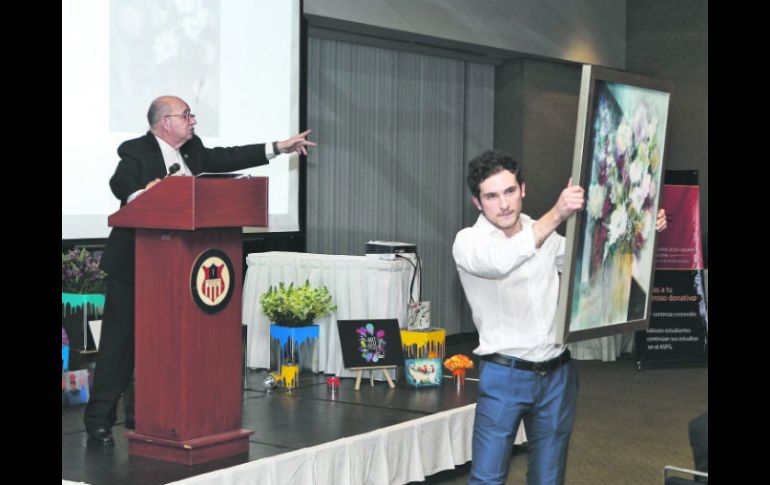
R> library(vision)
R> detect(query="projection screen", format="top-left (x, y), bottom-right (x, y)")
top-left (62, 0), bottom-right (301, 240)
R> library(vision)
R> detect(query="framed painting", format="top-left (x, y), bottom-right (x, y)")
top-left (556, 65), bottom-right (673, 344)
top-left (337, 319), bottom-right (404, 368)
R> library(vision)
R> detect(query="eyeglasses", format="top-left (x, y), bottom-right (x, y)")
top-left (165, 112), bottom-right (196, 121)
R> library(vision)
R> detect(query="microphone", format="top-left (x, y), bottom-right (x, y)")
top-left (166, 163), bottom-right (181, 177)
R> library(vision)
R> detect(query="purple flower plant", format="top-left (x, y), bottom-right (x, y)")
top-left (62, 247), bottom-right (107, 294)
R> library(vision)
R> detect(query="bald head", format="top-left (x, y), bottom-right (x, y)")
top-left (147, 96), bottom-right (185, 128)
top-left (147, 96), bottom-right (197, 149)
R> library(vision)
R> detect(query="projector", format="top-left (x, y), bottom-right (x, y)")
top-left (366, 241), bottom-right (421, 306)
top-left (365, 241), bottom-right (417, 259)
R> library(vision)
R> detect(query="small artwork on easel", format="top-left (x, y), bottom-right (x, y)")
top-left (337, 319), bottom-right (404, 390)
top-left (338, 319), bottom-right (404, 368)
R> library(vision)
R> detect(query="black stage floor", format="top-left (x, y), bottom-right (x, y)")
top-left (62, 335), bottom-right (482, 485)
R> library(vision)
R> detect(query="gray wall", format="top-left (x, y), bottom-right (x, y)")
top-left (626, 0), bottom-right (708, 245)
top-left (491, 1), bottom-right (708, 248)
top-left (302, 1), bottom-right (708, 335)
top-left (493, 59), bottom-right (582, 224)
top-left (305, 0), bottom-right (626, 68)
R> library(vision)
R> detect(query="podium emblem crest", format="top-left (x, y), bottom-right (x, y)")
top-left (191, 249), bottom-right (234, 313)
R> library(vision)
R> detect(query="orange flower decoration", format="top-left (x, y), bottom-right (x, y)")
top-left (443, 354), bottom-right (474, 371)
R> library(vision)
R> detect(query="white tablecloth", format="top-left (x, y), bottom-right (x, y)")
top-left (570, 332), bottom-right (636, 362)
top-left (242, 252), bottom-right (413, 377)
top-left (167, 404), bottom-right (478, 485)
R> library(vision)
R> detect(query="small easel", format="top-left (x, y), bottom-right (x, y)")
top-left (350, 366), bottom-right (396, 390)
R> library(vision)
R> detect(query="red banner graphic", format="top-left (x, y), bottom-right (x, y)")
top-left (655, 185), bottom-right (704, 270)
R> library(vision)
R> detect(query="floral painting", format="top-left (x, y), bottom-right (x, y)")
top-left (558, 66), bottom-right (671, 342)
top-left (337, 319), bottom-right (404, 368)
top-left (357, 323), bottom-right (388, 363)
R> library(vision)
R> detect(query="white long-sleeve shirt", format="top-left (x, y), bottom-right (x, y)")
top-left (452, 213), bottom-right (568, 362)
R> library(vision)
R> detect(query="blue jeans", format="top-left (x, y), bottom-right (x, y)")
top-left (470, 357), bottom-right (579, 485)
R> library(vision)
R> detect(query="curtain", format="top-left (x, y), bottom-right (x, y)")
top-left (307, 37), bottom-right (494, 335)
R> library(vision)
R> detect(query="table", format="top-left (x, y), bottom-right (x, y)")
top-left (570, 333), bottom-right (636, 361)
top-left (242, 252), bottom-right (414, 378)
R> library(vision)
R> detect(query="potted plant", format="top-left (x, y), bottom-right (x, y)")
top-left (62, 247), bottom-right (107, 295)
top-left (260, 281), bottom-right (336, 372)
top-left (62, 247), bottom-right (107, 356)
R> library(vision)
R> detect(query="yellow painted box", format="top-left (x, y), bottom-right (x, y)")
top-left (400, 328), bottom-right (446, 360)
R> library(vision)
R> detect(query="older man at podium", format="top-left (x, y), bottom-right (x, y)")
top-left (84, 95), bottom-right (316, 446)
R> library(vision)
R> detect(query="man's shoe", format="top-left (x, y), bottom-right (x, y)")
top-left (87, 426), bottom-right (115, 446)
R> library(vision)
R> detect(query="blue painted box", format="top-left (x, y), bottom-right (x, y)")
top-left (270, 325), bottom-right (320, 372)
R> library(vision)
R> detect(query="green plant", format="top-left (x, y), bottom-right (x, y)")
top-left (62, 247), bottom-right (107, 294)
top-left (259, 281), bottom-right (336, 327)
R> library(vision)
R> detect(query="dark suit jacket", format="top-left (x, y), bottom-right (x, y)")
top-left (101, 132), bottom-right (268, 283)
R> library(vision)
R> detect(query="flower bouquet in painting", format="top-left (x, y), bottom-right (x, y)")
top-left (570, 80), bottom-right (669, 330)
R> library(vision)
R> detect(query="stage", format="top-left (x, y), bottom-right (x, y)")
top-left (62, 336), bottom-right (708, 485)
top-left (62, 355), bottom-right (483, 485)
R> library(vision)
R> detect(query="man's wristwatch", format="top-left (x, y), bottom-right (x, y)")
top-left (272, 141), bottom-right (280, 155)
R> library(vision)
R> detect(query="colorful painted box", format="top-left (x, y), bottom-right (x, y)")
top-left (62, 369), bottom-right (90, 407)
top-left (270, 324), bottom-right (320, 372)
top-left (404, 358), bottom-right (442, 388)
top-left (400, 328), bottom-right (446, 360)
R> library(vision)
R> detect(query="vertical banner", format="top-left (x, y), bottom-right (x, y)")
top-left (635, 170), bottom-right (708, 368)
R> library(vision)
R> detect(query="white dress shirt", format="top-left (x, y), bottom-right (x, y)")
top-left (156, 136), bottom-right (194, 176)
top-left (452, 213), bottom-right (567, 362)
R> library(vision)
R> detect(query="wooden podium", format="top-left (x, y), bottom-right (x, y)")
top-left (108, 176), bottom-right (268, 465)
